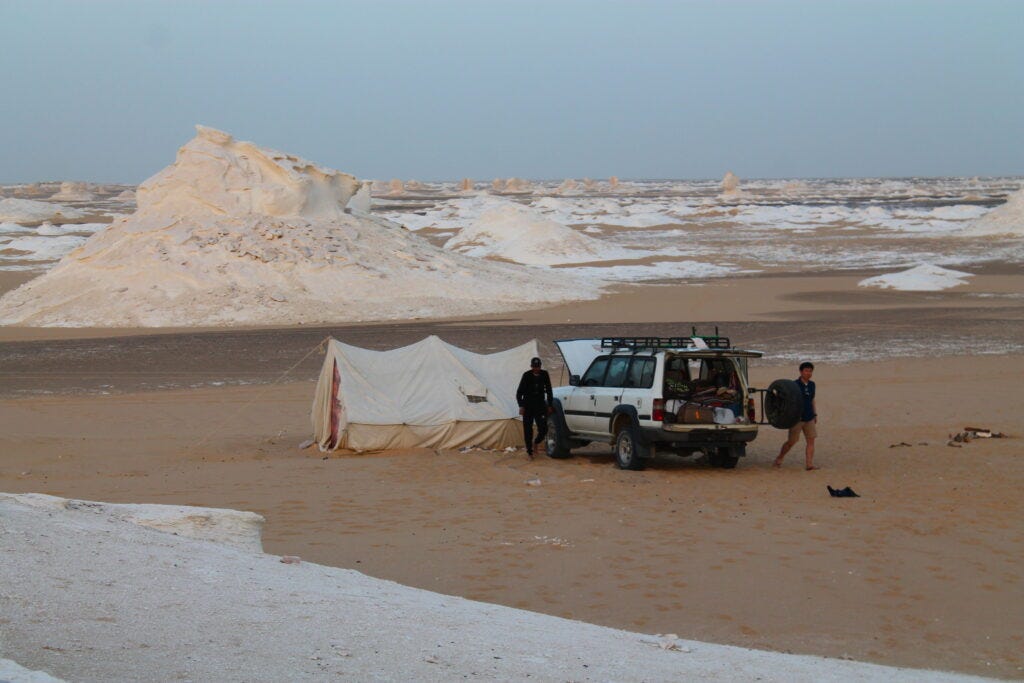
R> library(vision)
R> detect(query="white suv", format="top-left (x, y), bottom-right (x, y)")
top-left (546, 335), bottom-right (801, 470)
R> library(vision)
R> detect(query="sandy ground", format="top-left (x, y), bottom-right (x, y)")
top-left (1, 352), bottom-right (1021, 678)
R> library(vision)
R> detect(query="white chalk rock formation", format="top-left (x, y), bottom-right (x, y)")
top-left (962, 188), bottom-right (1024, 236)
top-left (405, 179), bottom-right (427, 192)
top-left (490, 178), bottom-right (505, 192)
top-left (458, 178), bottom-right (474, 192)
top-left (858, 263), bottom-right (974, 291)
top-left (386, 178), bottom-right (405, 195)
top-left (50, 181), bottom-right (97, 201)
top-left (0, 126), bottom-right (589, 326)
top-left (114, 188), bottom-right (137, 202)
top-left (721, 171), bottom-right (741, 196)
top-left (608, 176), bottom-right (620, 189)
top-left (0, 198), bottom-right (85, 224)
top-left (505, 177), bottom-right (532, 193)
top-left (3, 493), bottom-right (265, 551)
top-left (444, 197), bottom-right (619, 266)
top-left (12, 182), bottom-right (51, 198)
top-left (345, 183), bottom-right (372, 213)
top-left (0, 658), bottom-right (64, 683)
top-left (555, 179), bottom-right (579, 195)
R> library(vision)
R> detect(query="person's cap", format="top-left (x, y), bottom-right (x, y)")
top-left (530, 357), bottom-right (542, 367)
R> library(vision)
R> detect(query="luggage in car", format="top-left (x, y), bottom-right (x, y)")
top-left (677, 402), bottom-right (716, 424)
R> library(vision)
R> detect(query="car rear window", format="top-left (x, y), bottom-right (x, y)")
top-left (626, 357), bottom-right (655, 388)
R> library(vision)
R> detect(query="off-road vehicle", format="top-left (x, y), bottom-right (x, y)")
top-left (546, 334), bottom-right (803, 470)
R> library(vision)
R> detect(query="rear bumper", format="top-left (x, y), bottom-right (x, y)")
top-left (640, 424), bottom-right (757, 447)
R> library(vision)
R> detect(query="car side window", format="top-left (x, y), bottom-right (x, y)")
top-left (581, 357), bottom-right (609, 387)
top-left (604, 356), bottom-right (631, 387)
top-left (626, 357), bottom-right (655, 388)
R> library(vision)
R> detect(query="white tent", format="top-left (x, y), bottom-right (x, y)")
top-left (312, 336), bottom-right (538, 452)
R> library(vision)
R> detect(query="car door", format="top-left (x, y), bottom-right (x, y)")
top-left (562, 356), bottom-right (609, 434)
top-left (620, 356), bottom-right (656, 421)
top-left (591, 355), bottom-right (631, 433)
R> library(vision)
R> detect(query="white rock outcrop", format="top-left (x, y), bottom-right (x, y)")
top-left (0, 126), bottom-right (592, 327)
top-left (858, 263), bottom-right (974, 291)
top-left (444, 197), bottom-right (623, 266)
top-left (962, 188), bottom-right (1024, 236)
top-left (721, 171), bottom-right (741, 196)
top-left (50, 181), bottom-right (97, 201)
top-left (4, 493), bottom-right (264, 551)
top-left (0, 198), bottom-right (85, 224)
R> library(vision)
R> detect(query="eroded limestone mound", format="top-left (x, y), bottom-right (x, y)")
top-left (0, 126), bottom-right (591, 327)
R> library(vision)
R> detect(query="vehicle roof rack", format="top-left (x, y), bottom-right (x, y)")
top-left (600, 334), bottom-right (732, 351)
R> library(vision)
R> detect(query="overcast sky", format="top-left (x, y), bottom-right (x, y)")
top-left (1, 0), bottom-right (1021, 183)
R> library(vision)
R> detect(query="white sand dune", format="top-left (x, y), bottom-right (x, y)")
top-left (0, 493), bottom-right (991, 683)
top-left (0, 126), bottom-right (592, 327)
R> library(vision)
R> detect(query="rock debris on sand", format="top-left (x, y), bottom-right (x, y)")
top-left (0, 493), bottom-right (991, 683)
top-left (0, 126), bottom-right (593, 327)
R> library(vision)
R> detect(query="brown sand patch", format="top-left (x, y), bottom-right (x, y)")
top-left (1, 356), bottom-right (1021, 677)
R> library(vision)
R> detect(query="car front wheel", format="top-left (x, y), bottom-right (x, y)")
top-left (545, 411), bottom-right (573, 459)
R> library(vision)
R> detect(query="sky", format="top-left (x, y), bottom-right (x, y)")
top-left (1, 0), bottom-right (1022, 183)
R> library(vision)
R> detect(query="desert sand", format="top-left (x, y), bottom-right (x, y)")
top-left (2, 272), bottom-right (1022, 679)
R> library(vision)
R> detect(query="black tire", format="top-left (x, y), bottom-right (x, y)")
top-left (709, 445), bottom-right (741, 469)
top-left (765, 379), bottom-right (803, 429)
top-left (614, 425), bottom-right (648, 470)
top-left (545, 404), bottom-right (573, 459)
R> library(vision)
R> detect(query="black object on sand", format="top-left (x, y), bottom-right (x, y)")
top-left (827, 485), bottom-right (859, 498)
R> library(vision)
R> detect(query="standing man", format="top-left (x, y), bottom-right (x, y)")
top-left (516, 356), bottom-right (554, 459)
top-left (773, 362), bottom-right (819, 470)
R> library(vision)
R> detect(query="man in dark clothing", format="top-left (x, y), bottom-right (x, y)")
top-left (516, 356), bottom-right (554, 459)
top-left (773, 361), bottom-right (818, 470)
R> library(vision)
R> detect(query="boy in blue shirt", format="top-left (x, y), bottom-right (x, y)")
top-left (773, 362), bottom-right (819, 470)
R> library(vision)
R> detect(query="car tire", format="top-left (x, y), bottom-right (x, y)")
top-left (709, 446), bottom-right (741, 469)
top-left (765, 379), bottom-right (803, 429)
top-left (545, 405), bottom-right (573, 459)
top-left (614, 425), bottom-right (648, 470)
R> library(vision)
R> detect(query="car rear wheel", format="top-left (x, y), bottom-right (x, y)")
top-left (614, 425), bottom-right (648, 470)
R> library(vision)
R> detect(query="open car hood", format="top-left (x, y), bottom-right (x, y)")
top-left (554, 339), bottom-right (607, 378)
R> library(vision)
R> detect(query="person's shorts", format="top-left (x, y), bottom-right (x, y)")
top-left (788, 420), bottom-right (817, 442)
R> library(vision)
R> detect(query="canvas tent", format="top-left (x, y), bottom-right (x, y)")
top-left (312, 335), bottom-right (538, 452)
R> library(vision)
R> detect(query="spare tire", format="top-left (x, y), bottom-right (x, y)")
top-left (765, 379), bottom-right (803, 429)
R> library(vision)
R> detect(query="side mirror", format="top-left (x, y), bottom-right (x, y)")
top-left (569, 374), bottom-right (581, 386)
top-left (748, 387), bottom-right (758, 394)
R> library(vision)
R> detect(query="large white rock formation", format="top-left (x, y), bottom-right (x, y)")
top-left (50, 181), bottom-right (97, 201)
top-left (721, 171), bottom-right (741, 197)
top-left (0, 126), bottom-right (591, 327)
top-left (444, 197), bottom-right (625, 266)
top-left (0, 198), bottom-right (84, 224)
top-left (962, 188), bottom-right (1024, 236)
